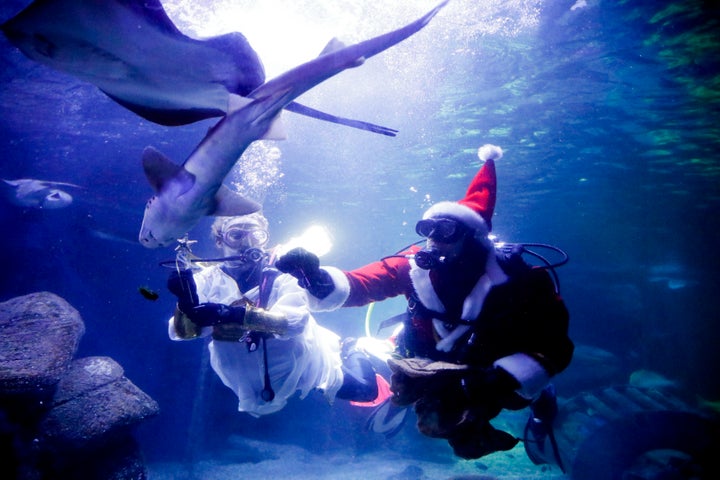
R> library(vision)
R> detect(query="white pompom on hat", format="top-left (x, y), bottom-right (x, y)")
top-left (423, 144), bottom-right (502, 233)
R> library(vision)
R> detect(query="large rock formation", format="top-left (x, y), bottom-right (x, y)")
top-left (0, 292), bottom-right (160, 479)
top-left (0, 291), bottom-right (84, 397)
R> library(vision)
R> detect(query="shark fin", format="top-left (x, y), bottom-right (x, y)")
top-left (261, 112), bottom-right (287, 140)
top-left (142, 146), bottom-right (189, 193)
top-left (211, 185), bottom-right (261, 217)
top-left (320, 38), bottom-right (364, 67)
top-left (319, 38), bottom-right (346, 55)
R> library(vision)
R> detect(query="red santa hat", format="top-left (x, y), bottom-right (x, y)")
top-left (423, 144), bottom-right (502, 234)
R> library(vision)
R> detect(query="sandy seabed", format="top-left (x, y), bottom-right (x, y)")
top-left (147, 439), bottom-right (566, 480)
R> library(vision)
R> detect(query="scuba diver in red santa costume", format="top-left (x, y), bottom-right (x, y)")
top-left (276, 144), bottom-right (574, 459)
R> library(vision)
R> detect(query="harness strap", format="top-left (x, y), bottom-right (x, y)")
top-left (407, 291), bottom-right (474, 326)
top-left (259, 268), bottom-right (280, 309)
top-left (257, 267), bottom-right (280, 402)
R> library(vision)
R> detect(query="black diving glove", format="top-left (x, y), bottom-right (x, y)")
top-left (460, 366), bottom-right (520, 410)
top-left (184, 303), bottom-right (246, 327)
top-left (275, 248), bottom-right (335, 299)
top-left (167, 269), bottom-right (199, 312)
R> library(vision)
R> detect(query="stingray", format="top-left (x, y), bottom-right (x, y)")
top-left (1, 178), bottom-right (82, 209)
top-left (1, 0), bottom-right (398, 135)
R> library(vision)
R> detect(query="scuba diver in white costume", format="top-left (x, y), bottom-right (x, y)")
top-left (166, 212), bottom-right (379, 416)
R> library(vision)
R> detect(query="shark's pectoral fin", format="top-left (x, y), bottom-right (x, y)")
top-left (211, 185), bottom-right (261, 217)
top-left (261, 112), bottom-right (287, 140)
top-left (319, 38), bottom-right (364, 67)
top-left (142, 146), bottom-right (191, 193)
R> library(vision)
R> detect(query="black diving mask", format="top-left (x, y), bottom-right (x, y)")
top-left (415, 217), bottom-right (469, 243)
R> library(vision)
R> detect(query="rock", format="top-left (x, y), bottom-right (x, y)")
top-left (553, 344), bottom-right (625, 396)
top-left (39, 356), bottom-right (160, 452)
top-left (0, 292), bottom-right (84, 398)
top-left (52, 436), bottom-right (149, 480)
top-left (0, 293), bottom-right (159, 480)
top-left (387, 464), bottom-right (426, 480)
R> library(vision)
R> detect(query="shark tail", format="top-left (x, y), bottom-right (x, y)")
top-left (345, 0), bottom-right (449, 62)
top-left (256, 1), bottom-right (449, 137)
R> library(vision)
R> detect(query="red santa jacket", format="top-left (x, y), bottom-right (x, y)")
top-left (309, 245), bottom-right (573, 399)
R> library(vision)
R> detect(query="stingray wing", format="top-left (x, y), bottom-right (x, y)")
top-left (2, 0), bottom-right (401, 135)
top-left (1, 0), bottom-right (265, 126)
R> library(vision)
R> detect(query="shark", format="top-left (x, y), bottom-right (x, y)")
top-left (138, 1), bottom-right (448, 248)
top-left (1, 178), bottom-right (82, 209)
top-left (1, 0), bottom-right (396, 136)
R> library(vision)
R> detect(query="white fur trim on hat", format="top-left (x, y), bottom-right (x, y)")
top-left (477, 144), bottom-right (503, 161)
top-left (423, 201), bottom-right (488, 236)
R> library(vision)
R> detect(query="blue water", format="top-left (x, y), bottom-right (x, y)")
top-left (1, 0), bottom-right (718, 472)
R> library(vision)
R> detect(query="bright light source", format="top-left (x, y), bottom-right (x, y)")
top-left (163, 1), bottom-right (361, 77)
top-left (275, 224), bottom-right (333, 258)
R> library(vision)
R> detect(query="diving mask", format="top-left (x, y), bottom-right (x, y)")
top-left (415, 217), bottom-right (469, 243)
top-left (221, 224), bottom-right (269, 249)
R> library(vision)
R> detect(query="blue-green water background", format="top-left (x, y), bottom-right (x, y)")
top-left (0, 0), bottom-right (718, 465)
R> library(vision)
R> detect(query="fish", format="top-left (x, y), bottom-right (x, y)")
top-left (1, 178), bottom-right (81, 209)
top-left (1, 0), bottom-right (396, 136)
top-left (138, 1), bottom-right (448, 249)
top-left (647, 263), bottom-right (696, 290)
top-left (697, 397), bottom-right (720, 414)
top-left (629, 369), bottom-right (678, 391)
top-left (138, 286), bottom-right (160, 301)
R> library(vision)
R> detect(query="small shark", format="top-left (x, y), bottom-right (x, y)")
top-left (138, 1), bottom-right (448, 248)
top-left (1, 0), bottom-right (396, 135)
top-left (647, 263), bottom-right (696, 290)
top-left (629, 369), bottom-right (678, 391)
top-left (1, 178), bottom-right (81, 209)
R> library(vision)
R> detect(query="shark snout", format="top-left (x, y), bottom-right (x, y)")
top-left (138, 228), bottom-right (166, 249)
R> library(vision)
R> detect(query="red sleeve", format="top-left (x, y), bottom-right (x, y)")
top-left (343, 247), bottom-right (418, 307)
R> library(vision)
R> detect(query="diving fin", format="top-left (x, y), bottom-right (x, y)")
top-left (365, 397), bottom-right (408, 438)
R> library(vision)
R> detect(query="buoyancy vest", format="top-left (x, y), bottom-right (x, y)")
top-left (398, 249), bottom-right (532, 363)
